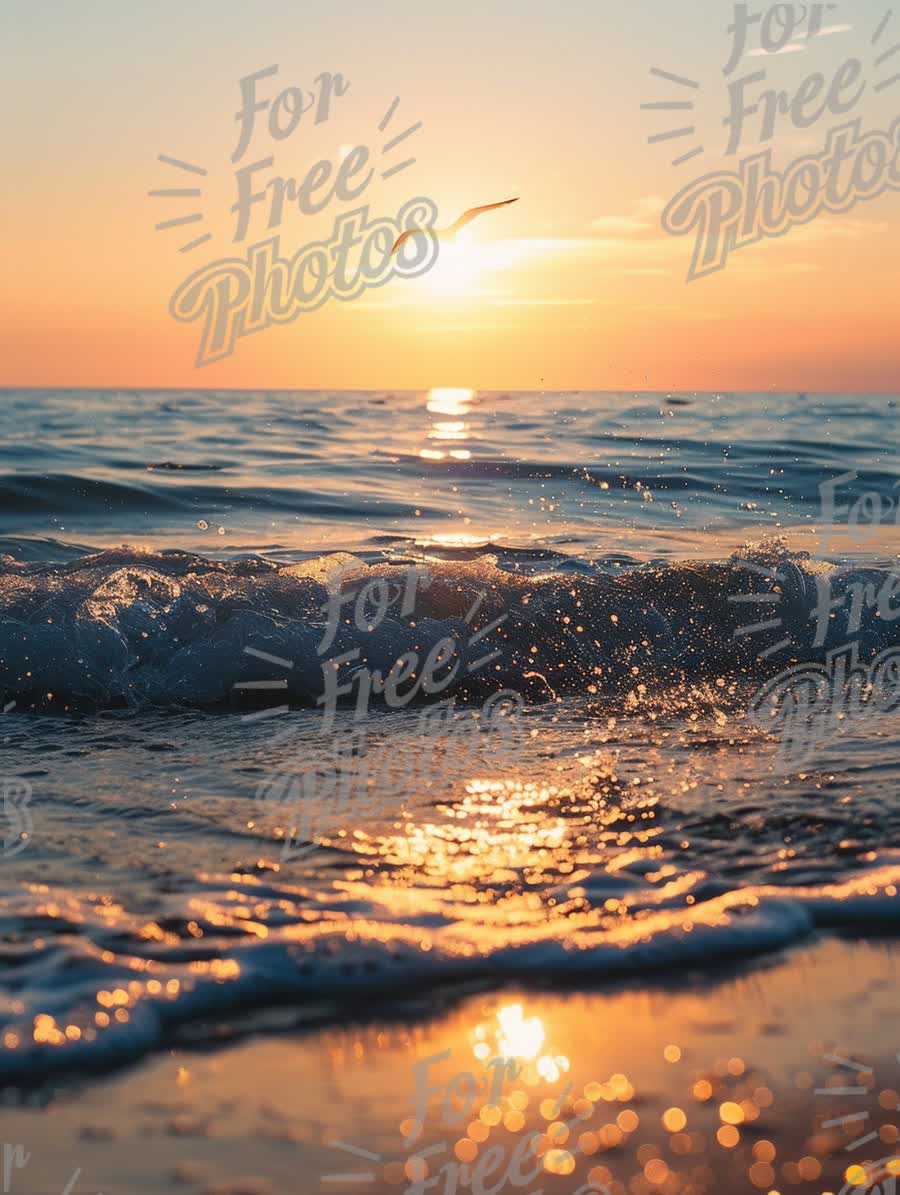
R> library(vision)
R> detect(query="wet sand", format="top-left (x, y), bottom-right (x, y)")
top-left (3, 935), bottom-right (897, 1195)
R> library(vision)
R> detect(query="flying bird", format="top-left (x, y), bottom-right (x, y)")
top-left (391, 197), bottom-right (519, 256)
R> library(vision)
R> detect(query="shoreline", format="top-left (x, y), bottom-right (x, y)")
top-left (2, 934), bottom-right (897, 1195)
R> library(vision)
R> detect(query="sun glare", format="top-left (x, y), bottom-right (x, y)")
top-left (427, 230), bottom-right (486, 297)
top-left (496, 1004), bottom-right (545, 1061)
top-left (427, 388), bottom-right (474, 415)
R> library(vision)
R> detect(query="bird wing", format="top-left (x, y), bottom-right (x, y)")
top-left (391, 228), bottom-right (430, 256)
top-left (448, 197), bottom-right (519, 236)
top-left (392, 197), bottom-right (519, 255)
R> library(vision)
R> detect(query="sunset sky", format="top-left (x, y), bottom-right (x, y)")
top-left (3, 0), bottom-right (899, 392)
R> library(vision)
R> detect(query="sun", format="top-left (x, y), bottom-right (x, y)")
top-left (427, 229), bottom-right (486, 297)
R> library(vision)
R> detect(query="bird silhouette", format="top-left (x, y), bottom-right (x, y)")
top-left (391, 197), bottom-right (519, 255)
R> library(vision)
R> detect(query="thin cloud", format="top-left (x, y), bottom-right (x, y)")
top-left (790, 217), bottom-right (890, 243)
top-left (747, 23), bottom-right (852, 55)
top-left (590, 196), bottom-right (666, 237)
top-left (488, 297), bottom-right (596, 307)
top-left (747, 43), bottom-right (806, 56)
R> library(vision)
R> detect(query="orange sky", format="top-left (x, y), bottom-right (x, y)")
top-left (3, 0), bottom-right (899, 392)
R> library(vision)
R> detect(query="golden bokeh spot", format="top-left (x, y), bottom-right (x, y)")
top-left (404, 1158), bottom-right (428, 1183)
top-left (644, 1158), bottom-right (670, 1185)
top-left (547, 1121), bottom-right (569, 1145)
top-left (382, 1162), bottom-right (405, 1186)
top-left (468, 1121), bottom-right (490, 1143)
top-left (479, 1104), bottom-right (502, 1127)
top-left (749, 1161), bottom-right (775, 1188)
top-left (719, 1101), bottom-right (744, 1125)
top-left (454, 1138), bottom-right (478, 1164)
top-left (588, 1166), bottom-right (614, 1190)
top-left (503, 1110), bottom-right (525, 1133)
top-left (663, 1107), bottom-right (687, 1133)
top-left (798, 1156), bottom-right (822, 1182)
top-left (617, 1109), bottom-right (639, 1133)
top-left (600, 1124), bottom-right (624, 1148)
top-left (543, 1149), bottom-right (575, 1176)
top-left (578, 1131), bottom-right (599, 1156)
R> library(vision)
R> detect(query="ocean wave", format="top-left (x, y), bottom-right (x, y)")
top-left (0, 543), bottom-right (897, 712)
top-left (0, 856), bottom-right (896, 1084)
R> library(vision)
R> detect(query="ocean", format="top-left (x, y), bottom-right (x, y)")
top-left (1, 388), bottom-right (899, 1193)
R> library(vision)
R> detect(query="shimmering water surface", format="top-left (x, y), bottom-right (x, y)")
top-left (1, 389), bottom-right (898, 1185)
